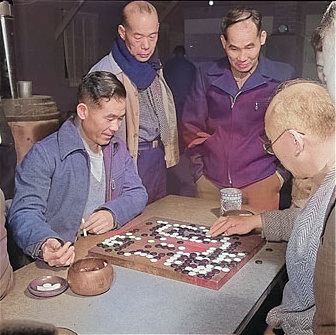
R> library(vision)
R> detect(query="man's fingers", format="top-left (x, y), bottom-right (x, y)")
top-left (44, 243), bottom-right (75, 267)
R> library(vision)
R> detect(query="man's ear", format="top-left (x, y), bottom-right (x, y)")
top-left (260, 30), bottom-right (267, 46)
top-left (118, 24), bottom-right (126, 41)
top-left (289, 130), bottom-right (304, 156)
top-left (77, 103), bottom-right (88, 120)
top-left (220, 34), bottom-right (226, 49)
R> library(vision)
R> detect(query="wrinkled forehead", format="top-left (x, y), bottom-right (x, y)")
top-left (125, 11), bottom-right (159, 33)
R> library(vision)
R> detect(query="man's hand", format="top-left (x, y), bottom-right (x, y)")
top-left (82, 210), bottom-right (114, 235)
top-left (41, 238), bottom-right (75, 267)
top-left (210, 214), bottom-right (263, 237)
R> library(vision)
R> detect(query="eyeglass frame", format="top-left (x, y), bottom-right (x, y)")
top-left (259, 129), bottom-right (305, 155)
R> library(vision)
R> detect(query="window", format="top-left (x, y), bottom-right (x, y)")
top-left (63, 10), bottom-right (98, 86)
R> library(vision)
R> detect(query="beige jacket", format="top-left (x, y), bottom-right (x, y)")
top-left (90, 53), bottom-right (179, 168)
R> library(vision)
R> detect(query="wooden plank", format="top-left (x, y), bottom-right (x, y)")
top-left (55, 0), bottom-right (85, 40)
top-left (89, 216), bottom-right (265, 290)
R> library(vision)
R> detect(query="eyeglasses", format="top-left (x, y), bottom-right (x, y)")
top-left (260, 129), bottom-right (304, 155)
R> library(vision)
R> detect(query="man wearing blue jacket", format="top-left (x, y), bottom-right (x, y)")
top-left (182, 7), bottom-right (294, 212)
top-left (8, 71), bottom-right (148, 267)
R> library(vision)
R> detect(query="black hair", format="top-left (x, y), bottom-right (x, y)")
top-left (77, 71), bottom-right (126, 106)
top-left (221, 7), bottom-right (262, 39)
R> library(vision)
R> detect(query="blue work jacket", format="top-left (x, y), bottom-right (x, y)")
top-left (182, 55), bottom-right (294, 189)
top-left (8, 119), bottom-right (148, 258)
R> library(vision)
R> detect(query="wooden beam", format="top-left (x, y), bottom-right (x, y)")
top-left (55, 0), bottom-right (85, 40)
top-left (159, 1), bottom-right (179, 23)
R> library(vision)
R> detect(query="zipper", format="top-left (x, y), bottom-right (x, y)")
top-left (228, 91), bottom-right (243, 186)
top-left (230, 91), bottom-right (242, 109)
top-left (107, 143), bottom-right (116, 201)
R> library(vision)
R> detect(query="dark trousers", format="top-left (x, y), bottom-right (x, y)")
top-left (137, 142), bottom-right (167, 204)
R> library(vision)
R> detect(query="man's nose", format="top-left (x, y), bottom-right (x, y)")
top-left (109, 120), bottom-right (120, 132)
top-left (141, 38), bottom-right (150, 50)
top-left (237, 50), bottom-right (247, 61)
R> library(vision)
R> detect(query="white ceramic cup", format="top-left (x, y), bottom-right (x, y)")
top-left (220, 187), bottom-right (242, 215)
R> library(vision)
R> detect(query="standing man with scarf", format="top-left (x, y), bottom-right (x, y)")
top-left (90, 0), bottom-right (179, 204)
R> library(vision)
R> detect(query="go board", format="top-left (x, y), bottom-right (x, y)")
top-left (89, 217), bottom-right (265, 290)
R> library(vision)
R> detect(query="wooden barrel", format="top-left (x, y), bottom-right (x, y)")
top-left (3, 95), bottom-right (60, 163)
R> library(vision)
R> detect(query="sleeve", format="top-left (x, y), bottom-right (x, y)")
top-left (8, 143), bottom-right (63, 257)
top-left (261, 207), bottom-right (301, 242)
top-left (313, 198), bottom-right (336, 333)
top-left (181, 63), bottom-right (211, 148)
top-left (99, 144), bottom-right (148, 228)
top-left (180, 64), bottom-right (211, 181)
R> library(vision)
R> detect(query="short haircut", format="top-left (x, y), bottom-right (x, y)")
top-left (265, 79), bottom-right (335, 140)
top-left (221, 7), bottom-right (262, 39)
top-left (78, 71), bottom-right (126, 107)
top-left (121, 0), bottom-right (158, 28)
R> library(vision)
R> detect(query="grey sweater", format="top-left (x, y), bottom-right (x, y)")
top-left (261, 170), bottom-right (335, 335)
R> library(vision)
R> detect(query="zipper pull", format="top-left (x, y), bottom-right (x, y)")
top-left (255, 102), bottom-right (258, 111)
top-left (111, 179), bottom-right (116, 190)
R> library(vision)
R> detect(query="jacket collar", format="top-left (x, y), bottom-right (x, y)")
top-left (58, 118), bottom-right (84, 160)
top-left (207, 55), bottom-right (289, 95)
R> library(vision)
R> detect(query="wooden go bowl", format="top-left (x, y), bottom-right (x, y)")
top-left (67, 257), bottom-right (113, 296)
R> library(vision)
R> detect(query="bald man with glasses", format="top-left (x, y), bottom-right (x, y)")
top-left (210, 79), bottom-right (335, 335)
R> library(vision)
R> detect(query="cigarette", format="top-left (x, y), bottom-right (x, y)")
top-left (82, 218), bottom-right (87, 237)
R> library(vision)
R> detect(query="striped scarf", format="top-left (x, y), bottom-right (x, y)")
top-left (147, 77), bottom-right (170, 146)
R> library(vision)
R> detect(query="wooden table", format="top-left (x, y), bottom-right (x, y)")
top-left (0, 195), bottom-right (286, 334)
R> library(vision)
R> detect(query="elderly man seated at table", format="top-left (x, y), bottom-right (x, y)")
top-left (210, 79), bottom-right (335, 335)
top-left (8, 71), bottom-right (148, 268)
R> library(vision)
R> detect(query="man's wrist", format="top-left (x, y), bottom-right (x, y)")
top-left (35, 240), bottom-right (47, 260)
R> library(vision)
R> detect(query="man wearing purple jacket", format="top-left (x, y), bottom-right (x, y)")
top-left (182, 7), bottom-right (294, 212)
top-left (8, 71), bottom-right (148, 267)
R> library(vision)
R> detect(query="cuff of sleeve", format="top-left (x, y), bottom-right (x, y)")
top-left (31, 237), bottom-right (65, 260)
top-left (30, 241), bottom-right (46, 260)
top-left (95, 207), bottom-right (119, 230)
